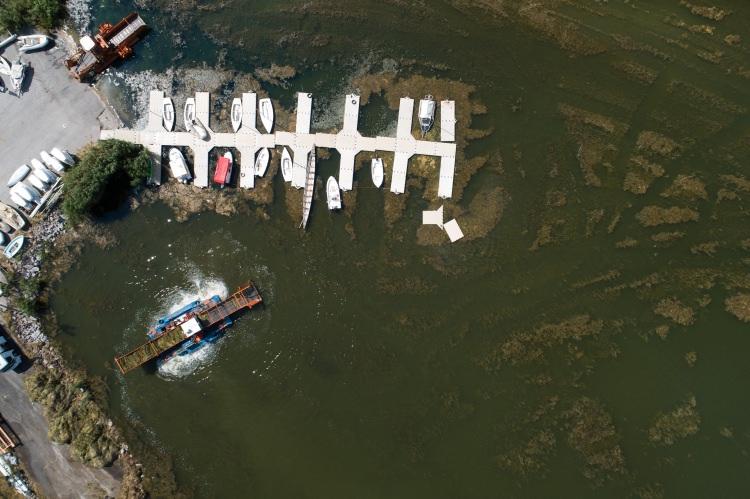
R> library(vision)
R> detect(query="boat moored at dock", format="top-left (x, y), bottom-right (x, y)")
top-left (168, 148), bottom-right (192, 183)
top-left (254, 148), bottom-right (269, 177)
top-left (418, 95), bottom-right (436, 136)
top-left (213, 151), bottom-right (233, 187)
top-left (231, 98), bottom-right (243, 132)
top-left (162, 98), bottom-right (175, 131)
top-left (371, 158), bottom-right (384, 188)
top-left (259, 98), bottom-right (274, 133)
top-left (327, 176), bottom-right (341, 210)
top-left (280, 147), bottom-right (292, 182)
top-left (114, 283), bottom-right (263, 374)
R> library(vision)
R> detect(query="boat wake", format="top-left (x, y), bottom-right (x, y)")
top-left (154, 273), bottom-right (228, 379)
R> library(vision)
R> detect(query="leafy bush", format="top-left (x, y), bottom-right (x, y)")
top-left (0, 0), bottom-right (63, 31)
top-left (62, 139), bottom-right (152, 223)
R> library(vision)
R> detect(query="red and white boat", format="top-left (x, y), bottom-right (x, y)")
top-left (213, 151), bottom-right (233, 187)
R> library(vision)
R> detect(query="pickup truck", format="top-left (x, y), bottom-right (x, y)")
top-left (0, 335), bottom-right (21, 373)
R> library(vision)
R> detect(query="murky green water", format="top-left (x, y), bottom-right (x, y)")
top-left (53, 0), bottom-right (750, 497)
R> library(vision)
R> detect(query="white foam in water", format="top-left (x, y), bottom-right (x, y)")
top-left (154, 273), bottom-right (228, 379)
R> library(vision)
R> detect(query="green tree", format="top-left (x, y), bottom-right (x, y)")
top-left (62, 139), bottom-right (152, 223)
top-left (0, 0), bottom-right (63, 31)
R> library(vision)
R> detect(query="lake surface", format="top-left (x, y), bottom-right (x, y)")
top-left (54, 0), bottom-right (750, 497)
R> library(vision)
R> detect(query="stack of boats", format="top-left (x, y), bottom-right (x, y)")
top-left (0, 33), bottom-right (51, 96)
top-left (7, 148), bottom-right (72, 214)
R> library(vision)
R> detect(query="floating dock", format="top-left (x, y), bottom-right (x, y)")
top-left (100, 90), bottom-right (458, 204)
top-left (114, 284), bottom-right (262, 374)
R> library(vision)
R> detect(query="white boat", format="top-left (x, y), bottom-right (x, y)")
top-left (326, 177), bottom-right (341, 210)
top-left (7, 165), bottom-right (30, 187)
top-left (254, 148), bottom-right (269, 177)
top-left (31, 163), bottom-right (57, 183)
top-left (371, 158), bottom-right (384, 188)
top-left (280, 147), bottom-right (292, 182)
top-left (0, 56), bottom-right (11, 76)
top-left (418, 95), bottom-right (436, 136)
top-left (231, 98), bottom-right (242, 132)
top-left (3, 236), bottom-right (24, 258)
top-left (259, 98), bottom-right (274, 133)
top-left (183, 99), bottom-right (209, 139)
top-left (11, 183), bottom-right (41, 204)
top-left (27, 174), bottom-right (48, 192)
top-left (40, 151), bottom-right (65, 173)
top-left (168, 148), bottom-right (191, 183)
top-left (0, 34), bottom-right (17, 51)
top-left (162, 97), bottom-right (175, 131)
top-left (17, 34), bottom-right (51, 53)
top-left (50, 147), bottom-right (74, 166)
top-left (9, 193), bottom-right (31, 211)
top-left (9, 60), bottom-right (26, 94)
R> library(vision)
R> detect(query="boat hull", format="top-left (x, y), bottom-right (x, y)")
top-left (371, 158), bottom-right (384, 188)
top-left (280, 147), bottom-right (292, 182)
top-left (162, 98), bottom-right (175, 131)
top-left (259, 98), bottom-right (274, 133)
top-left (231, 98), bottom-right (243, 132)
top-left (254, 148), bottom-right (269, 177)
top-left (327, 176), bottom-right (341, 210)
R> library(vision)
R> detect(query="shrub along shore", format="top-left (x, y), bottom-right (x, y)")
top-left (1, 140), bottom-right (188, 498)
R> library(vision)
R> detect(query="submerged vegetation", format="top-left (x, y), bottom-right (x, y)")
top-left (62, 140), bottom-right (151, 223)
top-left (0, 0), bottom-right (63, 31)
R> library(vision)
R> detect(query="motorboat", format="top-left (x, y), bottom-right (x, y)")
top-left (40, 151), bottom-right (65, 172)
top-left (27, 174), bottom-right (48, 192)
top-left (11, 182), bottom-right (41, 204)
top-left (259, 98), bottom-right (274, 133)
top-left (9, 59), bottom-right (27, 94)
top-left (213, 151), bottom-right (233, 187)
top-left (3, 236), bottom-right (25, 259)
top-left (31, 163), bottom-right (57, 184)
top-left (231, 98), bottom-right (242, 132)
top-left (0, 56), bottom-right (11, 76)
top-left (7, 165), bottom-right (30, 187)
top-left (326, 176), bottom-right (341, 210)
top-left (371, 157), bottom-right (384, 188)
top-left (162, 97), bottom-right (175, 131)
top-left (184, 97), bottom-right (209, 139)
top-left (9, 192), bottom-right (32, 211)
top-left (0, 202), bottom-right (27, 230)
top-left (418, 95), bottom-right (436, 136)
top-left (254, 148), bottom-right (269, 177)
top-left (168, 148), bottom-right (191, 183)
top-left (17, 34), bottom-right (51, 53)
top-left (280, 147), bottom-right (292, 182)
top-left (51, 147), bottom-right (74, 166)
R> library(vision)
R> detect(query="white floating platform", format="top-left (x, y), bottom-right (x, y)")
top-left (441, 100), bottom-right (456, 142)
top-left (444, 219), bottom-right (464, 242)
top-left (422, 205), bottom-right (444, 228)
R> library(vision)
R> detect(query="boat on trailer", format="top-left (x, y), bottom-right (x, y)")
top-left (162, 97), bottom-right (175, 131)
top-left (259, 98), bottom-right (274, 133)
top-left (213, 151), bottom-right (233, 187)
top-left (418, 95), bottom-right (436, 136)
top-left (231, 98), bottom-right (243, 132)
top-left (254, 148), bottom-right (269, 177)
top-left (114, 283), bottom-right (263, 374)
top-left (371, 158), bottom-right (384, 188)
top-left (327, 176), bottom-right (341, 210)
top-left (280, 147), bottom-right (292, 182)
top-left (17, 34), bottom-right (51, 53)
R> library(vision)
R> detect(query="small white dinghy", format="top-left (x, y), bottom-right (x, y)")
top-left (231, 98), bottom-right (243, 132)
top-left (280, 147), bottom-right (292, 182)
top-left (51, 147), bottom-right (74, 166)
top-left (259, 98), bottom-right (274, 133)
top-left (17, 34), bottom-right (51, 53)
top-left (0, 56), bottom-right (11, 76)
top-left (27, 174), bottom-right (48, 192)
top-left (40, 151), bottom-right (65, 173)
top-left (371, 158), bottom-right (384, 188)
top-left (4, 236), bottom-right (24, 258)
top-left (31, 162), bottom-right (57, 183)
top-left (254, 148), bottom-right (269, 177)
top-left (168, 148), bottom-right (192, 183)
top-left (327, 176), bottom-right (342, 210)
top-left (10, 192), bottom-right (31, 211)
top-left (162, 97), bottom-right (175, 131)
top-left (12, 183), bottom-right (41, 204)
top-left (184, 98), bottom-right (208, 139)
top-left (7, 165), bottom-right (30, 187)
